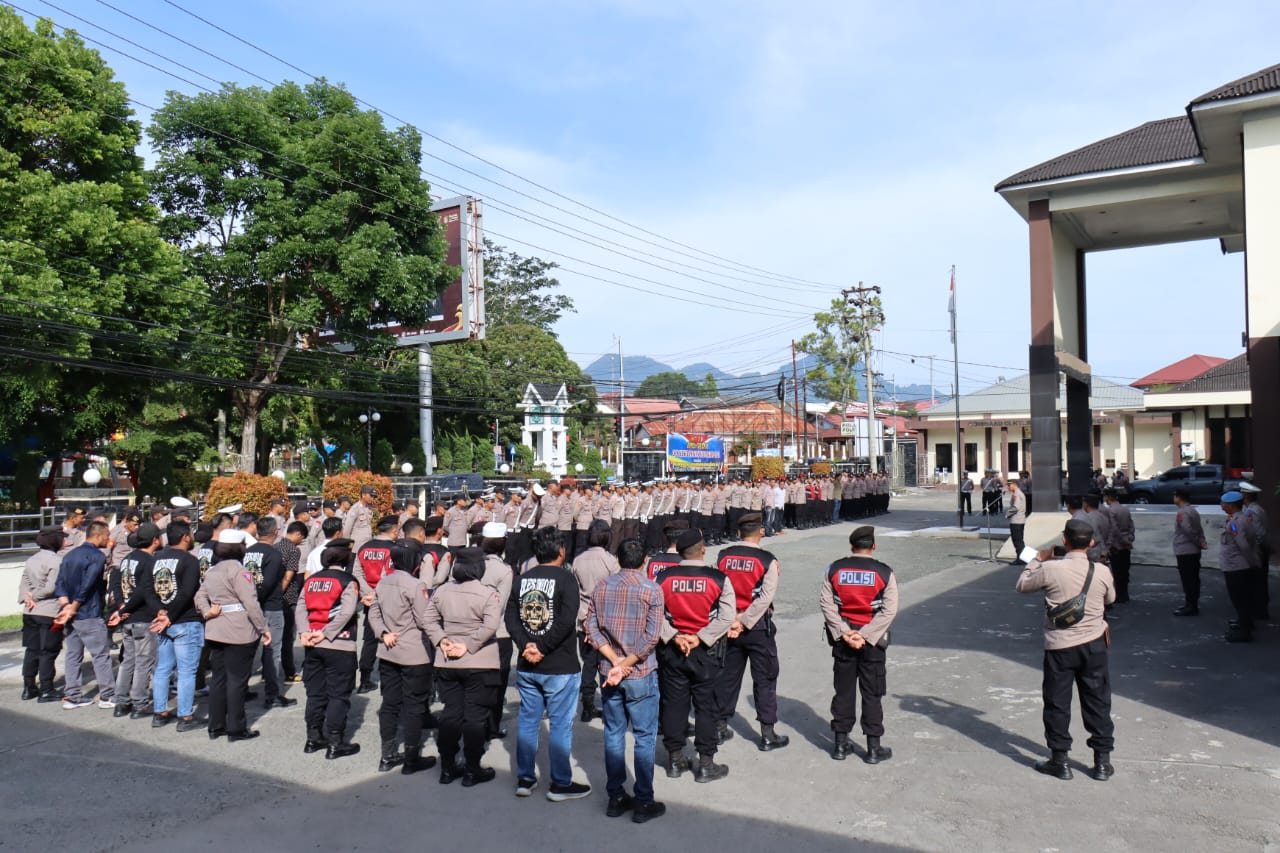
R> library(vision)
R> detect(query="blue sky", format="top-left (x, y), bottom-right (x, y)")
top-left (18, 0), bottom-right (1280, 396)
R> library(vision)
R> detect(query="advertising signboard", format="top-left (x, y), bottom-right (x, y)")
top-left (392, 196), bottom-right (485, 346)
top-left (666, 433), bottom-right (725, 471)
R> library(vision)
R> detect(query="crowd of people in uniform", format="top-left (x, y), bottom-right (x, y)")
top-left (15, 472), bottom-right (898, 823)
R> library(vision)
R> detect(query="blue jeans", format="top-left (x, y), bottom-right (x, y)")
top-left (153, 622), bottom-right (204, 716)
top-left (515, 670), bottom-right (580, 786)
top-left (601, 670), bottom-right (659, 803)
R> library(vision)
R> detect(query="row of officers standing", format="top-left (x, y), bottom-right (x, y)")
top-left (19, 498), bottom-right (900, 822)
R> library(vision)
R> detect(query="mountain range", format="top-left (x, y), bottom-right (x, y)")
top-left (578, 354), bottom-right (938, 403)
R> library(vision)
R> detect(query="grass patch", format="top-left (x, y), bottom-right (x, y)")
top-left (0, 614), bottom-right (24, 631)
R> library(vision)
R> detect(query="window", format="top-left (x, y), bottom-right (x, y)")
top-left (964, 443), bottom-right (979, 474)
top-left (935, 443), bottom-right (953, 472)
top-left (1162, 467), bottom-right (1190, 482)
top-left (1193, 467), bottom-right (1221, 480)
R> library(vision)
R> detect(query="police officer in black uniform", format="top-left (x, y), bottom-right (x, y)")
top-left (713, 513), bottom-right (789, 751)
top-left (297, 539), bottom-right (362, 759)
top-left (818, 526), bottom-right (898, 764)
top-left (655, 528), bottom-right (736, 783)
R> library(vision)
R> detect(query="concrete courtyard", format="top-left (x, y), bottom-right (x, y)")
top-left (0, 490), bottom-right (1276, 852)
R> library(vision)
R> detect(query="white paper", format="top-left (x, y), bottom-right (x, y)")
top-left (1019, 546), bottom-right (1040, 564)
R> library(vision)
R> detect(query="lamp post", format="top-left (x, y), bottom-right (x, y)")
top-left (358, 409), bottom-right (381, 471)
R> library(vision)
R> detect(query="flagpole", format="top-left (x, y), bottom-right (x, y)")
top-left (950, 266), bottom-right (964, 529)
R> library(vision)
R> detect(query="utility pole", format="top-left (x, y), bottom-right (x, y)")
top-left (791, 341), bottom-right (800, 462)
top-left (841, 284), bottom-right (884, 472)
top-left (616, 336), bottom-right (625, 471)
top-left (802, 378), bottom-right (810, 460)
top-left (950, 266), bottom-right (963, 529)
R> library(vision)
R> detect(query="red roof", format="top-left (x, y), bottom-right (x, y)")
top-left (1132, 355), bottom-right (1228, 388)
top-left (601, 395), bottom-right (680, 415)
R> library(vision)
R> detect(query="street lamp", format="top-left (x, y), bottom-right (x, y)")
top-left (499, 463), bottom-right (511, 474)
top-left (358, 409), bottom-right (381, 471)
top-left (574, 463), bottom-right (584, 474)
top-left (400, 462), bottom-right (414, 475)
top-left (83, 468), bottom-right (102, 486)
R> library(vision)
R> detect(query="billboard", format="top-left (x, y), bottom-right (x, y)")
top-left (391, 196), bottom-right (486, 346)
top-left (667, 433), bottom-right (725, 471)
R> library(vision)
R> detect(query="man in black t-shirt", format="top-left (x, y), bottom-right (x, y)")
top-left (246, 517), bottom-right (295, 709)
top-left (147, 521), bottom-right (205, 727)
top-left (107, 523), bottom-right (162, 718)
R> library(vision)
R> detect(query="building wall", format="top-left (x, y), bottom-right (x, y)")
top-left (1132, 421), bottom-right (1172, 478)
top-left (1244, 112), bottom-right (1280, 339)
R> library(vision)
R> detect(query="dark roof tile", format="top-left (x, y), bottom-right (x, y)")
top-left (1167, 353), bottom-right (1250, 394)
top-left (996, 116), bottom-right (1199, 190)
top-left (1190, 62), bottom-right (1280, 105)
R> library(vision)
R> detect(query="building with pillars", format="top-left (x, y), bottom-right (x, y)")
top-left (995, 62), bottom-right (1280, 528)
top-left (519, 382), bottom-right (569, 478)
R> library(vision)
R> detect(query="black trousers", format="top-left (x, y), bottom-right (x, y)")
top-left (506, 530), bottom-right (532, 568)
top-left (303, 646), bottom-right (357, 740)
top-left (658, 642), bottom-right (722, 758)
top-left (708, 513), bottom-right (726, 543)
top-left (21, 615), bottom-right (63, 689)
top-left (281, 604), bottom-right (298, 679)
top-left (1010, 524), bottom-right (1026, 559)
top-left (607, 522), bottom-right (623, 555)
top-left (830, 641), bottom-right (886, 737)
top-left (1042, 637), bottom-right (1114, 754)
top-left (783, 503), bottom-right (796, 528)
top-left (378, 659), bottom-right (433, 747)
top-left (207, 640), bottom-right (255, 733)
top-left (1175, 553), bottom-right (1201, 608)
top-left (727, 508), bottom-right (743, 539)
top-left (714, 620), bottom-right (779, 726)
top-left (436, 667), bottom-right (500, 770)
top-left (1110, 550), bottom-right (1132, 601)
top-left (960, 492), bottom-right (972, 515)
top-left (1223, 570), bottom-right (1254, 632)
top-left (579, 633), bottom-right (601, 700)
top-left (359, 607), bottom-right (378, 682)
top-left (493, 637), bottom-right (513, 732)
top-left (196, 642), bottom-right (212, 690)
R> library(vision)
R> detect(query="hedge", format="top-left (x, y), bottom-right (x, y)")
top-left (751, 457), bottom-right (785, 481)
top-left (322, 470), bottom-right (395, 518)
top-left (810, 462), bottom-right (832, 476)
top-left (203, 472), bottom-right (288, 520)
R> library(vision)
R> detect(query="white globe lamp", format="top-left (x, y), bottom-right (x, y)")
top-left (82, 468), bottom-right (102, 486)
top-left (400, 462), bottom-right (414, 475)
top-left (270, 469), bottom-right (286, 480)
top-left (499, 463), bottom-right (511, 474)
top-left (574, 463), bottom-right (584, 473)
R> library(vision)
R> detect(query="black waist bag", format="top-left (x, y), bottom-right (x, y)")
top-left (1046, 561), bottom-right (1096, 629)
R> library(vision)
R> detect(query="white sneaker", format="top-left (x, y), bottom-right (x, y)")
top-left (515, 777), bottom-right (538, 797)
top-left (97, 698), bottom-right (116, 710)
top-left (62, 697), bottom-right (93, 709)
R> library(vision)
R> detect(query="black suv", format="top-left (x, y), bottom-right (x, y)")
top-left (424, 473), bottom-right (488, 504)
top-left (1125, 464), bottom-right (1239, 505)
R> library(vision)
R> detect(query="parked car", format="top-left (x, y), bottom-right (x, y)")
top-left (423, 472), bottom-right (488, 504)
top-left (1124, 464), bottom-right (1240, 505)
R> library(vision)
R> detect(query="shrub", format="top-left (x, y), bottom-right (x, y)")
top-left (810, 462), bottom-right (832, 476)
top-left (203, 472), bottom-right (288, 520)
top-left (322, 470), bottom-right (394, 517)
top-left (752, 457), bottom-right (785, 481)
top-left (171, 468), bottom-right (213, 500)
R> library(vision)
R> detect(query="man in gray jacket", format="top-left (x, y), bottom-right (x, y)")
top-left (1103, 488), bottom-right (1135, 603)
top-left (1006, 481), bottom-right (1027, 564)
top-left (1219, 491), bottom-right (1259, 643)
top-left (369, 567), bottom-right (438, 774)
top-left (1171, 488), bottom-right (1207, 616)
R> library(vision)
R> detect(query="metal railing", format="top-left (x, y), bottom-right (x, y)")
top-left (0, 507), bottom-right (57, 553)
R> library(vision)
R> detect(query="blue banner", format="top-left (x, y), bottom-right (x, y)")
top-left (666, 433), bottom-right (725, 471)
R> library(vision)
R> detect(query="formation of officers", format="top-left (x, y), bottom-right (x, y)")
top-left (16, 473), bottom-right (897, 823)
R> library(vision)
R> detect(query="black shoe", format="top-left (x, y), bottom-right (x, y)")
top-left (864, 737), bottom-right (893, 765)
top-left (832, 734), bottom-right (855, 761)
top-left (266, 695), bottom-right (297, 709)
top-left (244, 690), bottom-right (258, 700)
top-left (759, 728), bottom-right (790, 752)
top-left (546, 781), bottom-right (592, 802)
top-left (439, 762), bottom-right (461, 785)
top-left (38, 689), bottom-right (61, 703)
top-left (21, 684), bottom-right (39, 701)
top-left (208, 728), bottom-right (226, 740)
top-left (606, 794), bottom-right (635, 817)
top-left (228, 730), bottom-right (260, 742)
top-left (176, 716), bottom-right (205, 733)
top-left (488, 726), bottom-right (508, 740)
top-left (1225, 628), bottom-right (1253, 643)
top-left (461, 767), bottom-right (496, 787)
top-left (666, 754), bottom-right (691, 779)
top-left (694, 758), bottom-right (729, 783)
top-left (401, 750), bottom-right (436, 776)
top-left (326, 741), bottom-right (360, 759)
top-left (715, 722), bottom-right (734, 744)
top-left (1089, 752), bottom-right (1114, 781)
top-left (113, 702), bottom-right (134, 718)
top-left (1173, 606), bottom-right (1199, 616)
top-left (152, 712), bottom-right (173, 728)
top-left (304, 735), bottom-right (327, 754)
top-left (515, 776), bottom-right (539, 797)
top-left (378, 749), bottom-right (404, 773)
top-left (1034, 757), bottom-right (1073, 780)
top-left (580, 702), bottom-right (602, 723)
top-left (129, 708), bottom-right (151, 720)
top-left (356, 681), bottom-right (377, 695)
top-left (632, 801), bottom-right (666, 824)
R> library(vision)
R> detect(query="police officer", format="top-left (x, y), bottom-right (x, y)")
top-left (298, 539), bottom-right (362, 759)
top-left (1016, 519), bottom-right (1116, 781)
top-left (59, 506), bottom-right (87, 555)
top-left (1171, 487), bottom-right (1207, 616)
top-left (1102, 488), bottom-right (1135, 602)
top-left (655, 528), bottom-right (736, 782)
top-left (1239, 481), bottom-right (1271, 620)
top-left (354, 515), bottom-right (401, 694)
top-left (819, 526), bottom-right (898, 764)
top-left (647, 522), bottom-right (687, 582)
top-left (713, 513), bottom-right (788, 751)
top-left (1219, 491), bottom-right (1260, 643)
top-left (341, 486), bottom-right (377, 550)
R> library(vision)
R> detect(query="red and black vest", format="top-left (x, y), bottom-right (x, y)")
top-left (658, 564), bottom-right (728, 636)
top-left (420, 543), bottom-right (450, 580)
top-left (646, 552), bottom-right (682, 582)
top-left (716, 545), bottom-right (775, 614)
top-left (357, 538), bottom-right (397, 590)
top-left (825, 556), bottom-right (891, 629)
top-left (303, 568), bottom-right (358, 642)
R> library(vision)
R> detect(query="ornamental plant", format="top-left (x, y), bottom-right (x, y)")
top-left (203, 472), bottom-right (287, 520)
top-left (752, 457), bottom-right (785, 481)
top-left (322, 470), bottom-right (394, 517)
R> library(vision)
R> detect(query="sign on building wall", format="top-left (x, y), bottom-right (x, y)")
top-left (667, 433), bottom-right (725, 471)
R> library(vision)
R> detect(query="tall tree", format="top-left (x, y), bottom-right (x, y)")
top-left (148, 80), bottom-right (453, 471)
top-left (635, 370), bottom-right (702, 400)
top-left (0, 11), bottom-right (192, 448)
top-left (794, 295), bottom-right (880, 405)
top-left (482, 239), bottom-right (574, 333)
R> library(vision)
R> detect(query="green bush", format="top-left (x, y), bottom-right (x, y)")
top-left (751, 457), bottom-right (785, 481)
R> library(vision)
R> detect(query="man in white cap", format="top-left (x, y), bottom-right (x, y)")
top-left (1219, 491), bottom-right (1259, 643)
top-left (1238, 481), bottom-right (1270, 620)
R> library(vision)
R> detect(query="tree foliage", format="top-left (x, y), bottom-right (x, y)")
top-left (795, 295), bottom-right (881, 404)
top-left (482, 239), bottom-right (574, 333)
top-left (635, 371), bottom-right (710, 400)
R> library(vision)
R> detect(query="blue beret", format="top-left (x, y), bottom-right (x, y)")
top-left (1221, 491), bottom-right (1243, 503)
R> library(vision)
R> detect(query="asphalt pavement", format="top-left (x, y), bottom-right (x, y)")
top-left (1, 490), bottom-right (1276, 853)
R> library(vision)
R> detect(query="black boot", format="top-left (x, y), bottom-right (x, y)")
top-left (758, 724), bottom-right (790, 752)
top-left (1034, 750), bottom-right (1073, 780)
top-left (401, 743), bottom-right (437, 775)
top-left (666, 752), bottom-right (691, 779)
top-left (378, 740), bottom-right (404, 772)
top-left (325, 733), bottom-right (360, 760)
top-left (580, 693), bottom-right (602, 723)
top-left (694, 754), bottom-right (729, 783)
top-left (21, 679), bottom-right (38, 701)
top-left (715, 721), bottom-right (734, 744)
top-left (1089, 751), bottom-right (1114, 781)
top-left (303, 728), bottom-right (326, 754)
top-left (864, 736), bottom-right (893, 765)
top-left (832, 732), bottom-right (855, 761)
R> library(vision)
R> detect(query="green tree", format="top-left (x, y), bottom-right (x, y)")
top-left (635, 370), bottom-right (702, 399)
top-left (702, 372), bottom-right (718, 396)
top-left (483, 239), bottom-right (574, 333)
top-left (795, 295), bottom-right (881, 405)
top-left (0, 11), bottom-right (192, 448)
top-left (148, 79), bottom-right (454, 472)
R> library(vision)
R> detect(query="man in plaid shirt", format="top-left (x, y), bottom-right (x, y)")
top-left (585, 538), bottom-right (666, 824)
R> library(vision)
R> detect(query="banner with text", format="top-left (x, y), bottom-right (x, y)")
top-left (667, 433), bottom-right (725, 471)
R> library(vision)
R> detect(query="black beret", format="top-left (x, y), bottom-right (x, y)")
top-left (675, 527), bottom-right (704, 552)
top-left (849, 525), bottom-right (876, 546)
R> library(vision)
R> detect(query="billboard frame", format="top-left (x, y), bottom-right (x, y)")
top-left (394, 196), bottom-right (486, 347)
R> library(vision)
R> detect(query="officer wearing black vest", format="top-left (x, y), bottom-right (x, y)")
top-left (646, 521), bottom-right (688, 582)
top-left (298, 539), bottom-right (362, 759)
top-left (713, 513), bottom-right (789, 751)
top-left (655, 527), bottom-right (736, 783)
top-left (355, 516), bottom-right (400, 694)
top-left (819, 526), bottom-right (898, 764)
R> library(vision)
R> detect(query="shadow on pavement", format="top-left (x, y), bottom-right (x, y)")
top-left (898, 694), bottom-right (1041, 769)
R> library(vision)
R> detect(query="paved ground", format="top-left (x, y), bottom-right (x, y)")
top-left (1, 490), bottom-right (1277, 852)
